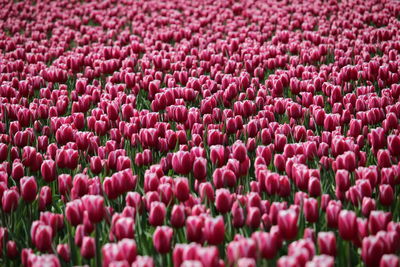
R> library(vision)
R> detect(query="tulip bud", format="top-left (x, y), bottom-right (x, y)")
top-left (368, 211), bottom-right (391, 235)
top-left (237, 258), bottom-right (256, 267)
top-left (20, 176), bottom-right (37, 203)
top-left (318, 232), bottom-right (336, 256)
top-left (251, 231), bottom-right (278, 259)
top-left (153, 226), bottom-right (173, 254)
top-left (175, 177), bottom-right (190, 202)
top-left (361, 197), bottom-right (376, 217)
top-left (308, 177), bottom-right (321, 197)
top-left (6, 240), bottom-right (17, 259)
top-left (149, 201), bottom-right (166, 226)
top-left (172, 151), bottom-right (193, 175)
top-left (379, 184), bottom-right (394, 206)
top-left (380, 254), bottom-right (399, 267)
top-left (377, 149), bottom-right (391, 169)
top-left (57, 244), bottom-right (70, 262)
top-left (81, 195), bottom-right (104, 223)
top-left (246, 207), bottom-right (261, 229)
top-left (2, 189), bottom-right (19, 213)
top-left (81, 236), bottom-right (95, 259)
top-left (338, 210), bottom-right (357, 241)
top-left (204, 216), bottom-right (225, 245)
top-left (335, 169), bottom-right (350, 191)
top-left (114, 217), bottom-right (135, 240)
top-left (132, 255), bottom-right (155, 267)
top-left (231, 201), bottom-right (245, 228)
top-left (278, 209), bottom-right (298, 240)
top-left (186, 216), bottom-right (204, 243)
top-left (38, 186), bottom-right (52, 211)
top-left (232, 141), bottom-right (247, 162)
top-left (362, 236), bottom-right (385, 267)
top-left (303, 198), bottom-right (318, 223)
top-left (215, 189), bottom-right (232, 214)
top-left (171, 204), bottom-right (186, 228)
top-left (41, 160), bottom-right (56, 183)
top-left (193, 157), bottom-right (207, 180)
top-left (31, 221), bottom-right (53, 252)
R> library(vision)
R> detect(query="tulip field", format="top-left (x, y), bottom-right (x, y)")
top-left (1, 0), bottom-right (400, 266)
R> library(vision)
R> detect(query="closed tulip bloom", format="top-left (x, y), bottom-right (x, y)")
top-left (215, 189), bottom-right (232, 214)
top-left (379, 184), bottom-right (394, 206)
top-left (232, 141), bottom-right (247, 162)
top-left (338, 210), bottom-right (357, 241)
top-left (306, 255), bottom-right (334, 267)
top-left (132, 256), bottom-right (155, 267)
top-left (274, 154), bottom-right (286, 172)
top-left (308, 177), bottom-right (321, 197)
top-left (39, 186), bottom-right (52, 211)
top-left (114, 217), bottom-right (135, 240)
top-left (81, 237), bottom-right (95, 259)
top-left (303, 198), bottom-right (318, 223)
top-left (172, 151), bottom-right (193, 175)
top-left (31, 221), bottom-right (53, 252)
top-left (377, 149), bottom-right (391, 169)
top-left (231, 200), bottom-right (245, 228)
top-left (278, 209), bottom-right (298, 240)
top-left (20, 176), bottom-right (37, 203)
top-left (204, 216), bottom-right (225, 245)
top-left (348, 119), bottom-right (362, 137)
top-left (6, 240), bottom-right (17, 259)
top-left (66, 199), bottom-right (83, 226)
top-left (303, 228), bottom-right (316, 242)
top-left (246, 207), bottom-right (261, 229)
top-left (186, 216), bottom-right (204, 243)
top-left (58, 174), bottom-right (72, 196)
top-left (343, 151), bottom-right (356, 172)
top-left (90, 156), bottom-right (103, 174)
top-left (318, 232), bottom-right (336, 256)
top-left (74, 224), bottom-right (85, 247)
top-left (361, 197), bottom-right (376, 217)
top-left (335, 169), bottom-right (350, 191)
top-left (2, 189), bottom-right (19, 213)
top-left (380, 254), bottom-right (400, 267)
top-left (288, 239), bottom-right (315, 265)
top-left (222, 168), bottom-right (237, 188)
top-left (57, 244), bottom-right (70, 262)
top-left (171, 204), bottom-right (185, 228)
top-left (175, 177), bottom-right (190, 202)
top-left (117, 238), bottom-right (138, 264)
top-left (237, 258), bottom-right (256, 267)
top-left (11, 162), bottom-right (24, 181)
top-left (368, 211), bottom-right (391, 235)
top-left (265, 172), bottom-right (279, 196)
top-left (153, 226), bottom-right (173, 254)
top-left (199, 182), bottom-right (215, 203)
top-left (278, 176), bottom-right (291, 198)
top-left (321, 194), bottom-right (330, 212)
top-left (277, 256), bottom-right (299, 267)
top-left (0, 143), bottom-right (7, 162)
top-left (210, 145), bottom-right (226, 167)
top-left (251, 231), bottom-right (278, 259)
top-left (193, 157), bottom-right (207, 180)
top-left (149, 201), bottom-right (166, 226)
top-left (362, 236), bottom-right (385, 267)
top-left (41, 160), bottom-right (56, 182)
top-left (81, 195), bottom-right (104, 223)
top-left (388, 135), bottom-right (400, 157)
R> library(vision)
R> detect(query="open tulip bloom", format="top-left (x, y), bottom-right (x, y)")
top-left (0, 0), bottom-right (400, 266)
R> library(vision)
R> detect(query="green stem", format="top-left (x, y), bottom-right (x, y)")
top-left (95, 223), bottom-right (101, 267)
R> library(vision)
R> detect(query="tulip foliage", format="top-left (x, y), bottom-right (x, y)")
top-left (1, 0), bottom-right (400, 266)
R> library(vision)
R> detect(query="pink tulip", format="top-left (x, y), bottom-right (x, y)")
top-left (153, 226), bottom-right (173, 254)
